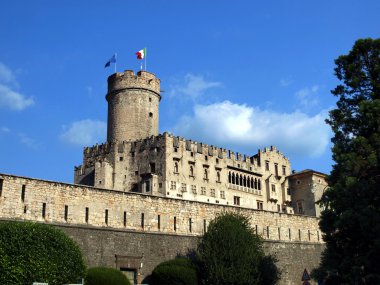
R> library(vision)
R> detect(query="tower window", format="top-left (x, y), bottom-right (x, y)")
top-left (42, 203), bottom-right (46, 219)
top-left (64, 205), bottom-right (68, 221)
top-left (21, 185), bottom-right (26, 202)
top-left (149, 97), bottom-right (152, 102)
top-left (149, 112), bottom-right (153, 118)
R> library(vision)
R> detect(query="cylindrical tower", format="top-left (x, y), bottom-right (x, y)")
top-left (106, 70), bottom-right (161, 142)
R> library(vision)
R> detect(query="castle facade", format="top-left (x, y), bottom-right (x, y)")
top-left (0, 69), bottom-right (327, 284)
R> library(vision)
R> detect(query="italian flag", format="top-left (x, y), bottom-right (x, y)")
top-left (136, 48), bottom-right (146, 60)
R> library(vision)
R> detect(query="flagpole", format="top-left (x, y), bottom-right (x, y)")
top-left (114, 53), bottom-right (117, 73)
top-left (145, 48), bottom-right (147, 71)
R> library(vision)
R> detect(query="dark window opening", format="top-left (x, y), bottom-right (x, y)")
top-left (85, 207), bottom-right (89, 223)
top-left (233, 196), bottom-right (240, 206)
top-left (64, 205), bottom-right (68, 221)
top-left (141, 213), bottom-right (145, 229)
top-left (21, 185), bottom-right (26, 202)
top-left (158, 215), bottom-right (161, 230)
top-left (145, 180), bottom-right (150, 192)
top-left (105, 209), bottom-right (108, 225)
top-left (119, 156), bottom-right (123, 161)
top-left (189, 218), bottom-right (192, 233)
top-left (149, 112), bottom-right (153, 118)
top-left (150, 162), bottom-right (156, 173)
top-left (23, 205), bottom-right (27, 214)
top-left (203, 219), bottom-right (207, 233)
top-left (42, 203), bottom-right (46, 219)
top-left (123, 211), bottom-right (127, 227)
top-left (174, 216), bottom-right (177, 232)
top-left (0, 179), bottom-right (3, 197)
top-left (265, 161), bottom-right (269, 171)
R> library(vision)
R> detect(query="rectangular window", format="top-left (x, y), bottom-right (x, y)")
top-left (271, 184), bottom-right (276, 192)
top-left (181, 183), bottom-right (187, 192)
top-left (21, 185), bottom-right (26, 202)
top-left (105, 209), bottom-right (108, 225)
top-left (299, 229), bottom-right (301, 240)
top-left (85, 207), bottom-right (89, 223)
top-left (23, 205), bottom-right (27, 214)
top-left (64, 205), bottom-right (68, 221)
top-left (277, 204), bottom-right (281, 212)
top-left (220, 190), bottom-right (225, 199)
top-left (0, 178), bottom-right (3, 197)
top-left (189, 218), bottom-right (192, 233)
top-left (119, 156), bottom-right (123, 161)
top-left (191, 185), bottom-right (197, 194)
top-left (150, 163), bottom-right (156, 173)
top-left (141, 213), bottom-right (145, 229)
top-left (287, 187), bottom-right (291, 195)
top-left (297, 201), bottom-right (304, 214)
top-left (158, 215), bottom-right (161, 230)
top-left (233, 196), bottom-right (240, 206)
top-left (282, 165), bottom-right (286, 175)
top-left (274, 163), bottom-right (279, 176)
top-left (265, 161), bottom-right (269, 171)
top-left (170, 181), bottom-right (176, 190)
top-left (123, 211), bottom-right (127, 227)
top-left (257, 201), bottom-right (263, 210)
top-left (278, 227), bottom-right (281, 240)
top-left (267, 226), bottom-right (270, 238)
top-left (42, 203), bottom-right (46, 219)
top-left (289, 228), bottom-right (291, 240)
top-left (174, 216), bottom-right (177, 232)
top-left (203, 219), bottom-right (207, 233)
top-left (201, 187), bottom-right (206, 195)
top-left (210, 189), bottom-right (215, 197)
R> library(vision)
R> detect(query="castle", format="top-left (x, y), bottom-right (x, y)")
top-left (0, 70), bottom-right (326, 285)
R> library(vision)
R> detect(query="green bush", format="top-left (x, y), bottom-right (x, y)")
top-left (151, 257), bottom-right (198, 285)
top-left (85, 267), bottom-right (131, 285)
top-left (0, 221), bottom-right (85, 285)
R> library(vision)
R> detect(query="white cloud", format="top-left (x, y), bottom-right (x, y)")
top-left (172, 100), bottom-right (330, 158)
top-left (0, 62), bottom-right (16, 84)
top-left (295, 85), bottom-right (320, 110)
top-left (0, 126), bottom-right (10, 134)
top-left (0, 84), bottom-right (35, 111)
top-left (60, 119), bottom-right (106, 146)
top-left (0, 62), bottom-right (34, 111)
top-left (170, 74), bottom-right (221, 100)
top-left (19, 133), bottom-right (39, 149)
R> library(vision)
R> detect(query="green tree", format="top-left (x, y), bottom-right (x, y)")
top-left (196, 212), bottom-right (280, 285)
top-left (85, 267), bottom-right (131, 285)
top-left (0, 221), bottom-right (86, 285)
top-left (151, 257), bottom-right (198, 285)
top-left (314, 38), bottom-right (380, 284)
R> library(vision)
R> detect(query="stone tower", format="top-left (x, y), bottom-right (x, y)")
top-left (106, 70), bottom-right (161, 142)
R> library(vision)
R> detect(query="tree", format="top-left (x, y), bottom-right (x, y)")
top-left (85, 267), bottom-right (131, 285)
top-left (151, 257), bottom-right (198, 285)
top-left (196, 212), bottom-right (280, 285)
top-left (0, 221), bottom-right (86, 285)
top-left (314, 38), bottom-right (380, 284)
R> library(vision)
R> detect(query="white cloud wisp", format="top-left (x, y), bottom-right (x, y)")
top-left (0, 62), bottom-right (34, 111)
top-left (170, 74), bottom-right (221, 100)
top-left (60, 119), bottom-right (106, 146)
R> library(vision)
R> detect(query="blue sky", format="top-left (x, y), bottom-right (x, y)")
top-left (1, 0), bottom-right (379, 183)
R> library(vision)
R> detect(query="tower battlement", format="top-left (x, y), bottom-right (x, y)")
top-left (107, 70), bottom-right (161, 98)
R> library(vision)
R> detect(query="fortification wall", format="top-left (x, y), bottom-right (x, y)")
top-left (0, 173), bottom-right (322, 242)
top-left (0, 219), bottom-right (324, 285)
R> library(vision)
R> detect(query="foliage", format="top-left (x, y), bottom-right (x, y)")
top-left (0, 221), bottom-right (86, 285)
top-left (85, 267), bottom-right (131, 285)
top-left (196, 212), bottom-right (280, 285)
top-left (313, 38), bottom-right (380, 284)
top-left (151, 257), bottom-right (198, 285)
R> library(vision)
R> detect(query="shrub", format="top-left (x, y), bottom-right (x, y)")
top-left (151, 257), bottom-right (198, 285)
top-left (0, 221), bottom-right (85, 285)
top-left (85, 267), bottom-right (131, 285)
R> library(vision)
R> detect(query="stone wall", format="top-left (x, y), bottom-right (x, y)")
top-left (0, 219), bottom-right (324, 285)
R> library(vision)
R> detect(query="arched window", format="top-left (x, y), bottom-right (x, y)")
top-left (190, 165), bottom-right (194, 176)
top-left (243, 176), bottom-right (247, 187)
top-left (228, 172), bottom-right (231, 183)
top-left (174, 162), bottom-right (179, 173)
top-left (239, 174), bottom-right (243, 186)
top-left (217, 171), bottom-right (221, 182)
top-left (232, 173), bottom-right (235, 184)
top-left (258, 179), bottom-right (261, 190)
top-left (247, 177), bottom-right (251, 188)
top-left (204, 169), bottom-right (208, 180)
top-left (254, 178), bottom-right (258, 189)
top-left (250, 177), bottom-right (254, 188)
